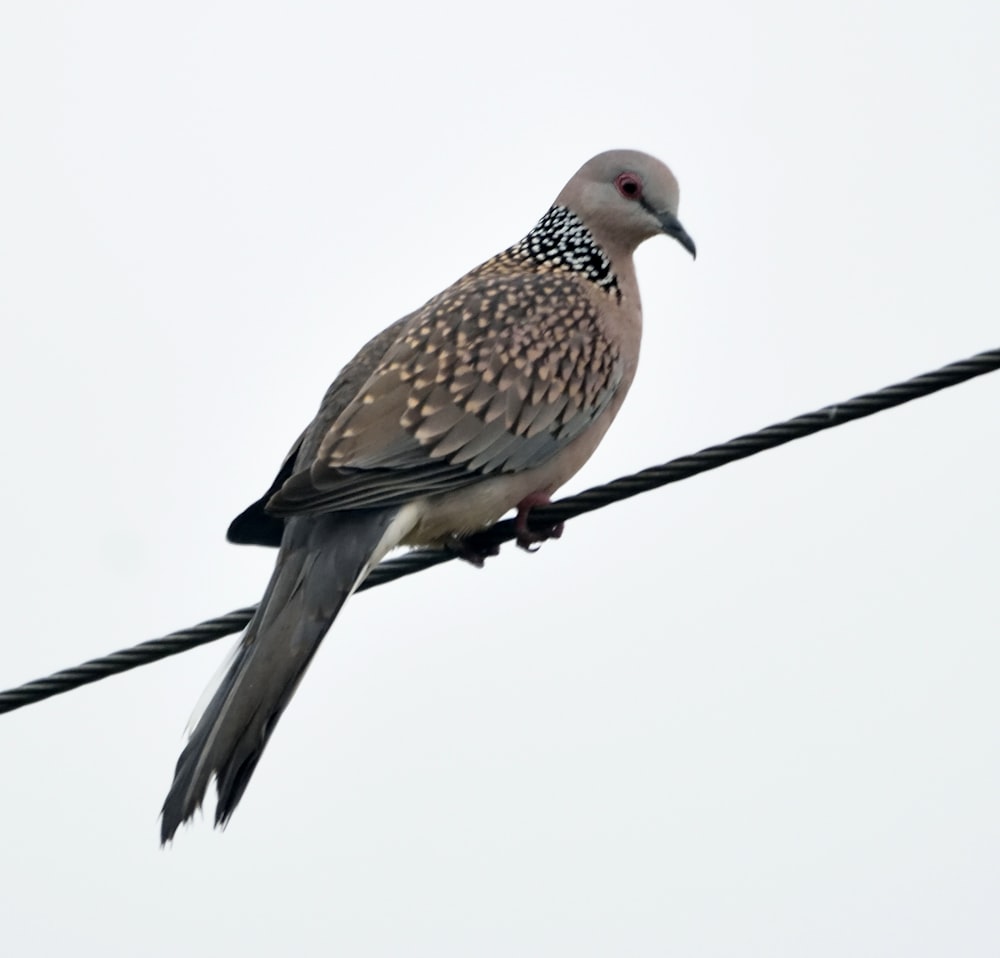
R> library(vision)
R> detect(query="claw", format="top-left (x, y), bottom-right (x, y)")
top-left (445, 535), bottom-right (501, 568)
top-left (515, 492), bottom-right (564, 551)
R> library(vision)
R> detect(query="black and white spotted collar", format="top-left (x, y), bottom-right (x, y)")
top-left (513, 205), bottom-right (620, 298)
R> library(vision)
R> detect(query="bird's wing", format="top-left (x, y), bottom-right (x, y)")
top-left (226, 315), bottom-right (413, 545)
top-left (267, 268), bottom-right (624, 517)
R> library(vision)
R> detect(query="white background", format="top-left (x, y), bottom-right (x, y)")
top-left (2, 1), bottom-right (998, 954)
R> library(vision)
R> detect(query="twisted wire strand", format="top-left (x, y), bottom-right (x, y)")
top-left (2, 346), bottom-right (997, 715)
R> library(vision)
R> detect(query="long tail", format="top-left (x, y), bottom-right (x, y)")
top-left (160, 509), bottom-right (399, 843)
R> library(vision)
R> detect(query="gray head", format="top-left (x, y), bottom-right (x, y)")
top-left (555, 149), bottom-right (696, 259)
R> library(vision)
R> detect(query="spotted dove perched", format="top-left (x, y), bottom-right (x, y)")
top-left (160, 149), bottom-right (695, 841)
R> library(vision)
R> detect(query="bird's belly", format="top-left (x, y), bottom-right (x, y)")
top-left (400, 412), bottom-right (618, 547)
top-left (401, 473), bottom-right (532, 546)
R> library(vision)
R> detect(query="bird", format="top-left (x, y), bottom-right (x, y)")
top-left (160, 149), bottom-right (695, 842)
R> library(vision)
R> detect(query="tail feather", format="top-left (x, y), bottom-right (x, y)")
top-left (160, 509), bottom-right (399, 843)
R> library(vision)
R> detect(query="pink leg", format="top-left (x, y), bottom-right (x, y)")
top-left (515, 491), bottom-right (564, 552)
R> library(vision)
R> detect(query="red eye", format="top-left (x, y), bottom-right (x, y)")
top-left (615, 172), bottom-right (643, 200)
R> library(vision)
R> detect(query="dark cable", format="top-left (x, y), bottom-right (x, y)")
top-left (2, 346), bottom-right (997, 715)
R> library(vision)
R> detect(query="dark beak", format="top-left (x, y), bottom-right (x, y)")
top-left (657, 210), bottom-right (697, 259)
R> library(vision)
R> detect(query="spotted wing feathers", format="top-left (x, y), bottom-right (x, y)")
top-left (268, 270), bottom-right (621, 517)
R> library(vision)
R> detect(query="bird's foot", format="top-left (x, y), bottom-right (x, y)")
top-left (515, 493), bottom-right (564, 552)
top-left (445, 534), bottom-right (501, 569)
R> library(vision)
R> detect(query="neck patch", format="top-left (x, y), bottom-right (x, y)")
top-left (512, 205), bottom-right (620, 298)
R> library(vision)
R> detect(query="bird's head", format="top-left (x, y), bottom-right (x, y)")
top-left (556, 149), bottom-right (696, 259)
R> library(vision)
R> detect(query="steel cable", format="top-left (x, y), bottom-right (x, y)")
top-left (2, 345), bottom-right (997, 715)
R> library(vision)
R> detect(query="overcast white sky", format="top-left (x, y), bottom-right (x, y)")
top-left (2, 1), bottom-right (998, 955)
